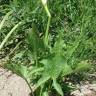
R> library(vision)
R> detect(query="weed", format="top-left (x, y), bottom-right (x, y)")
top-left (0, 0), bottom-right (96, 96)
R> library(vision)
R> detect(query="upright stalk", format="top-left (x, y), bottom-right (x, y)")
top-left (44, 14), bottom-right (51, 47)
top-left (41, 0), bottom-right (51, 47)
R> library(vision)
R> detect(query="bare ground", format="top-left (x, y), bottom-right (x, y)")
top-left (0, 68), bottom-right (31, 96)
top-left (71, 84), bottom-right (96, 96)
top-left (0, 68), bottom-right (96, 96)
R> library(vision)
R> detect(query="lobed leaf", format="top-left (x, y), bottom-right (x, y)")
top-left (53, 79), bottom-right (64, 96)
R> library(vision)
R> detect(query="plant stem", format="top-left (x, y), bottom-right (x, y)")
top-left (40, 85), bottom-right (44, 96)
top-left (42, 4), bottom-right (51, 47)
top-left (24, 78), bottom-right (34, 96)
top-left (44, 15), bottom-right (51, 46)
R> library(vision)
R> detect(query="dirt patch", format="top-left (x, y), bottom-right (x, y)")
top-left (0, 68), bottom-right (31, 96)
top-left (71, 84), bottom-right (96, 96)
top-left (0, 68), bottom-right (96, 96)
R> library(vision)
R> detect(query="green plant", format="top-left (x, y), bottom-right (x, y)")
top-left (0, 0), bottom-right (96, 96)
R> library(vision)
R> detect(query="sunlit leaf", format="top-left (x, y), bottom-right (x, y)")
top-left (43, 91), bottom-right (49, 96)
top-left (36, 74), bottom-right (50, 88)
top-left (53, 79), bottom-right (64, 96)
top-left (5, 63), bottom-right (28, 78)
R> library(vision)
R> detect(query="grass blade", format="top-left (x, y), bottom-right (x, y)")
top-left (0, 21), bottom-right (22, 50)
top-left (0, 11), bottom-right (13, 31)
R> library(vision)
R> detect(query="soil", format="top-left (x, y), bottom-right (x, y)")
top-left (0, 68), bottom-right (96, 96)
top-left (0, 68), bottom-right (31, 96)
top-left (71, 84), bottom-right (96, 96)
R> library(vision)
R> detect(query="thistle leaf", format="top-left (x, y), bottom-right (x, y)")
top-left (36, 74), bottom-right (50, 88)
top-left (43, 91), bottom-right (49, 96)
top-left (62, 64), bottom-right (73, 76)
top-left (5, 63), bottom-right (28, 78)
top-left (53, 79), bottom-right (64, 96)
top-left (27, 23), bottom-right (44, 62)
top-left (28, 67), bottom-right (44, 77)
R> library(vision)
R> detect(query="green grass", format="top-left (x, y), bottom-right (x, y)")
top-left (0, 0), bottom-right (96, 96)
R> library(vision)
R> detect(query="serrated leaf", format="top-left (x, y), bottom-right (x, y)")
top-left (28, 67), bottom-right (44, 77)
top-left (27, 23), bottom-right (39, 57)
top-left (62, 64), bottom-right (73, 76)
top-left (40, 59), bottom-right (48, 65)
top-left (53, 79), bottom-right (64, 96)
top-left (5, 63), bottom-right (28, 78)
top-left (27, 23), bottom-right (44, 61)
top-left (43, 91), bottom-right (49, 96)
top-left (41, 56), bottom-right (68, 79)
top-left (66, 40), bottom-right (80, 59)
top-left (36, 74), bottom-right (50, 88)
top-left (52, 33), bottom-right (64, 56)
